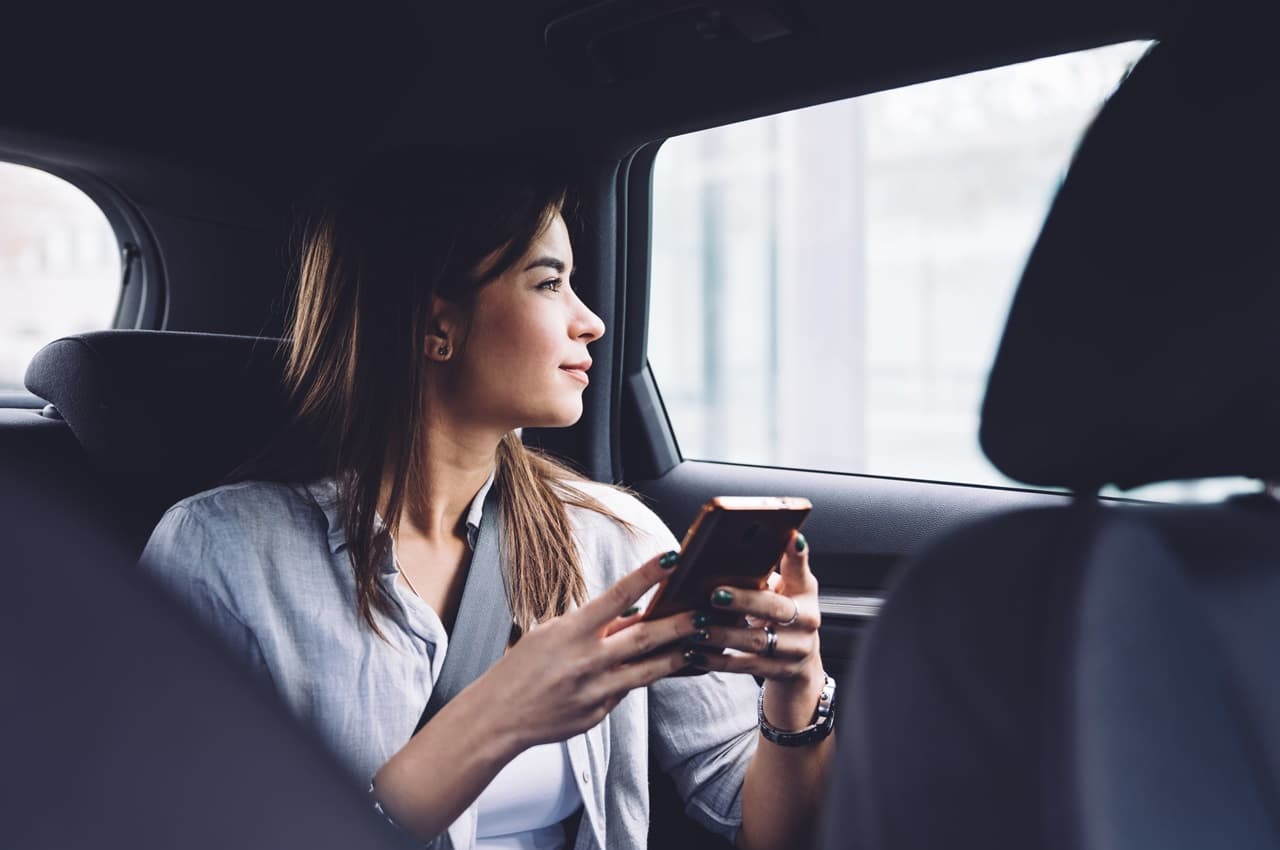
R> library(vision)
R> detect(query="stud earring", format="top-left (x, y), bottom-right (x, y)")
top-left (437, 343), bottom-right (450, 357)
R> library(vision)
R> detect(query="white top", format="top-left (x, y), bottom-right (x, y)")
top-left (475, 740), bottom-right (583, 849)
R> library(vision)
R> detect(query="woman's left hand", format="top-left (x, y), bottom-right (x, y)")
top-left (687, 531), bottom-right (826, 730)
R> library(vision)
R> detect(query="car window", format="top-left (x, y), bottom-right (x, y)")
top-left (647, 41), bottom-right (1153, 491)
top-left (0, 161), bottom-right (120, 391)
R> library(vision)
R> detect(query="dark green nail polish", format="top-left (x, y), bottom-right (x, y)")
top-left (695, 629), bottom-right (711, 642)
top-left (621, 606), bottom-right (639, 617)
top-left (692, 611), bottom-right (711, 628)
top-left (712, 589), bottom-right (733, 607)
top-left (660, 551), bottom-right (680, 569)
top-left (683, 649), bottom-right (709, 667)
top-left (795, 533), bottom-right (807, 553)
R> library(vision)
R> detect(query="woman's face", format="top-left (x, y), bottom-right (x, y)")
top-left (445, 213), bottom-right (606, 431)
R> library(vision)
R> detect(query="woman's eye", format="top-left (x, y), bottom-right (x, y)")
top-left (537, 278), bottom-right (563, 292)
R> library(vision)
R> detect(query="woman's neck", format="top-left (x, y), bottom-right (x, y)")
top-left (382, 418), bottom-right (503, 544)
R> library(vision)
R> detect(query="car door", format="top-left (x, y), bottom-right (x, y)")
top-left (622, 39), bottom-right (1152, 680)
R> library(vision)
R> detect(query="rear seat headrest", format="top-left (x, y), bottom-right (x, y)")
top-left (25, 331), bottom-right (289, 513)
top-left (980, 25), bottom-right (1280, 492)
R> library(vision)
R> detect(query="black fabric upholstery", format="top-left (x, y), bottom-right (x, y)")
top-left (1, 440), bottom-right (414, 850)
top-left (0, 409), bottom-right (89, 482)
top-left (24, 330), bottom-right (289, 525)
top-left (828, 503), bottom-right (1280, 850)
top-left (825, 508), bottom-right (1091, 850)
top-left (1071, 506), bottom-right (1280, 850)
top-left (980, 23), bottom-right (1280, 491)
top-left (0, 408), bottom-right (147, 543)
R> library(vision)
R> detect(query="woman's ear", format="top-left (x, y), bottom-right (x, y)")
top-left (426, 296), bottom-right (461, 362)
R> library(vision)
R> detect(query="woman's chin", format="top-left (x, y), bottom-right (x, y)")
top-left (517, 400), bottom-right (584, 430)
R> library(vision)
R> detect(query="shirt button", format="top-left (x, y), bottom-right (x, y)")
top-left (581, 769), bottom-right (590, 784)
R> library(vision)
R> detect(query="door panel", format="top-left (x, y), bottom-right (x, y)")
top-left (629, 459), bottom-right (1073, 688)
top-left (631, 459), bottom-right (1072, 849)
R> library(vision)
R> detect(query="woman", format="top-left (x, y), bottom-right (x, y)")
top-left (138, 154), bottom-right (835, 850)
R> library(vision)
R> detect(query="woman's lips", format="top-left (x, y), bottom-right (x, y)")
top-left (559, 366), bottom-right (590, 385)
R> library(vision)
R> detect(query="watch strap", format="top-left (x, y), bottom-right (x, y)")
top-left (758, 673), bottom-right (836, 747)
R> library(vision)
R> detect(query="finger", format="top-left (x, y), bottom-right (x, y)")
top-left (680, 647), bottom-right (811, 680)
top-left (709, 586), bottom-right (803, 625)
top-left (744, 573), bottom-right (784, 625)
top-left (742, 578), bottom-right (778, 629)
top-left (778, 530), bottom-right (813, 588)
top-left (601, 603), bottom-right (644, 638)
top-left (699, 624), bottom-right (816, 659)
top-left (574, 549), bottom-right (681, 632)
top-left (598, 646), bottom-right (690, 693)
top-left (599, 610), bottom-right (704, 665)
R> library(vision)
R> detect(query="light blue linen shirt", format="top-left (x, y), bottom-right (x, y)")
top-left (137, 474), bottom-right (760, 850)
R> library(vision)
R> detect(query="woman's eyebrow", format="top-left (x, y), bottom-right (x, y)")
top-left (525, 256), bottom-right (576, 279)
top-left (524, 256), bottom-right (566, 274)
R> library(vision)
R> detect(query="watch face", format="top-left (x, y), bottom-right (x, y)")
top-left (816, 675), bottom-right (836, 718)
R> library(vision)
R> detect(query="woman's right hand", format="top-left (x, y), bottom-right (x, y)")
top-left (372, 550), bottom-right (697, 840)
top-left (479, 549), bottom-right (699, 750)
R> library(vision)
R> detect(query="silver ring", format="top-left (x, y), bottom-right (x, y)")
top-left (777, 597), bottom-right (800, 628)
top-left (763, 625), bottom-right (778, 657)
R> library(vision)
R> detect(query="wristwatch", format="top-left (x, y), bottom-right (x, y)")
top-left (758, 673), bottom-right (837, 746)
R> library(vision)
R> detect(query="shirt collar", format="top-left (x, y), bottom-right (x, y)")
top-left (463, 470), bottom-right (496, 549)
top-left (304, 469), bottom-right (497, 559)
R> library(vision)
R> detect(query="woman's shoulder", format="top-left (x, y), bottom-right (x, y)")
top-left (164, 478), bottom-right (320, 529)
top-left (140, 478), bottom-right (331, 595)
top-left (559, 478), bottom-right (674, 543)
top-left (145, 479), bottom-right (331, 571)
top-left (558, 479), bottom-right (681, 593)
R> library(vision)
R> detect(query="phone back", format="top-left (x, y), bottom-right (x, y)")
top-left (647, 497), bottom-right (811, 622)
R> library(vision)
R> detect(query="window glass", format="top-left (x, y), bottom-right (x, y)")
top-left (649, 42), bottom-right (1154, 489)
top-left (0, 162), bottom-right (120, 390)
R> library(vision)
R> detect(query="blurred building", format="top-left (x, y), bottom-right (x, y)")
top-left (0, 162), bottom-right (119, 389)
top-left (650, 42), bottom-right (1151, 489)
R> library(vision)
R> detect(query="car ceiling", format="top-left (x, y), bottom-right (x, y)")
top-left (4, 0), bottom-right (1174, 203)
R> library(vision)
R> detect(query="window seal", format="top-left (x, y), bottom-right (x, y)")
top-left (617, 139), bottom-right (683, 482)
top-left (0, 153), bottom-right (166, 331)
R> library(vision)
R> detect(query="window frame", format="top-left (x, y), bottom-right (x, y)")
top-left (617, 139), bottom-right (683, 483)
top-left (0, 153), bottom-right (165, 403)
top-left (616, 54), bottom-right (1126, 495)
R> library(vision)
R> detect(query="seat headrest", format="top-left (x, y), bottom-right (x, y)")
top-left (25, 331), bottom-right (289, 514)
top-left (980, 26), bottom-right (1280, 492)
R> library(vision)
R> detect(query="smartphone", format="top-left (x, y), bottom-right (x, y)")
top-left (643, 496), bottom-right (811, 672)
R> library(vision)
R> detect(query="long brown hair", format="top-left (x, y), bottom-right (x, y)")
top-left (235, 152), bottom-right (626, 637)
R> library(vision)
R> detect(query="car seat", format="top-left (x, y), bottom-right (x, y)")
top-left (0, 401), bottom-right (414, 849)
top-left (22, 329), bottom-right (291, 546)
top-left (823, 18), bottom-right (1280, 850)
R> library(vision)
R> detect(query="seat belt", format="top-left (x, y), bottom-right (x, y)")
top-left (409, 483), bottom-right (586, 847)
top-left (415, 485), bottom-right (510, 733)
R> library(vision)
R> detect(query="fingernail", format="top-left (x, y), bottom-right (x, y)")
top-left (692, 611), bottom-right (711, 628)
top-left (683, 649), bottom-right (709, 667)
top-left (795, 533), bottom-right (807, 553)
top-left (621, 606), bottom-right (639, 617)
top-left (695, 629), bottom-right (711, 642)
top-left (660, 551), bottom-right (680, 569)
top-left (712, 588), bottom-right (733, 607)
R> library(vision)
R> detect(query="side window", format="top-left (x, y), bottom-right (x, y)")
top-left (0, 161), bottom-right (121, 390)
top-left (648, 41), bottom-right (1150, 490)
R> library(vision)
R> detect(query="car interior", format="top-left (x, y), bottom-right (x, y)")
top-left (2, 0), bottom-right (1275, 848)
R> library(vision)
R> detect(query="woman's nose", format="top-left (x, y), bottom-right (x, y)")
top-left (574, 299), bottom-right (606, 342)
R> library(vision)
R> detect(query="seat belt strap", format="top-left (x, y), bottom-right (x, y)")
top-left (414, 484), bottom-right (510, 733)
